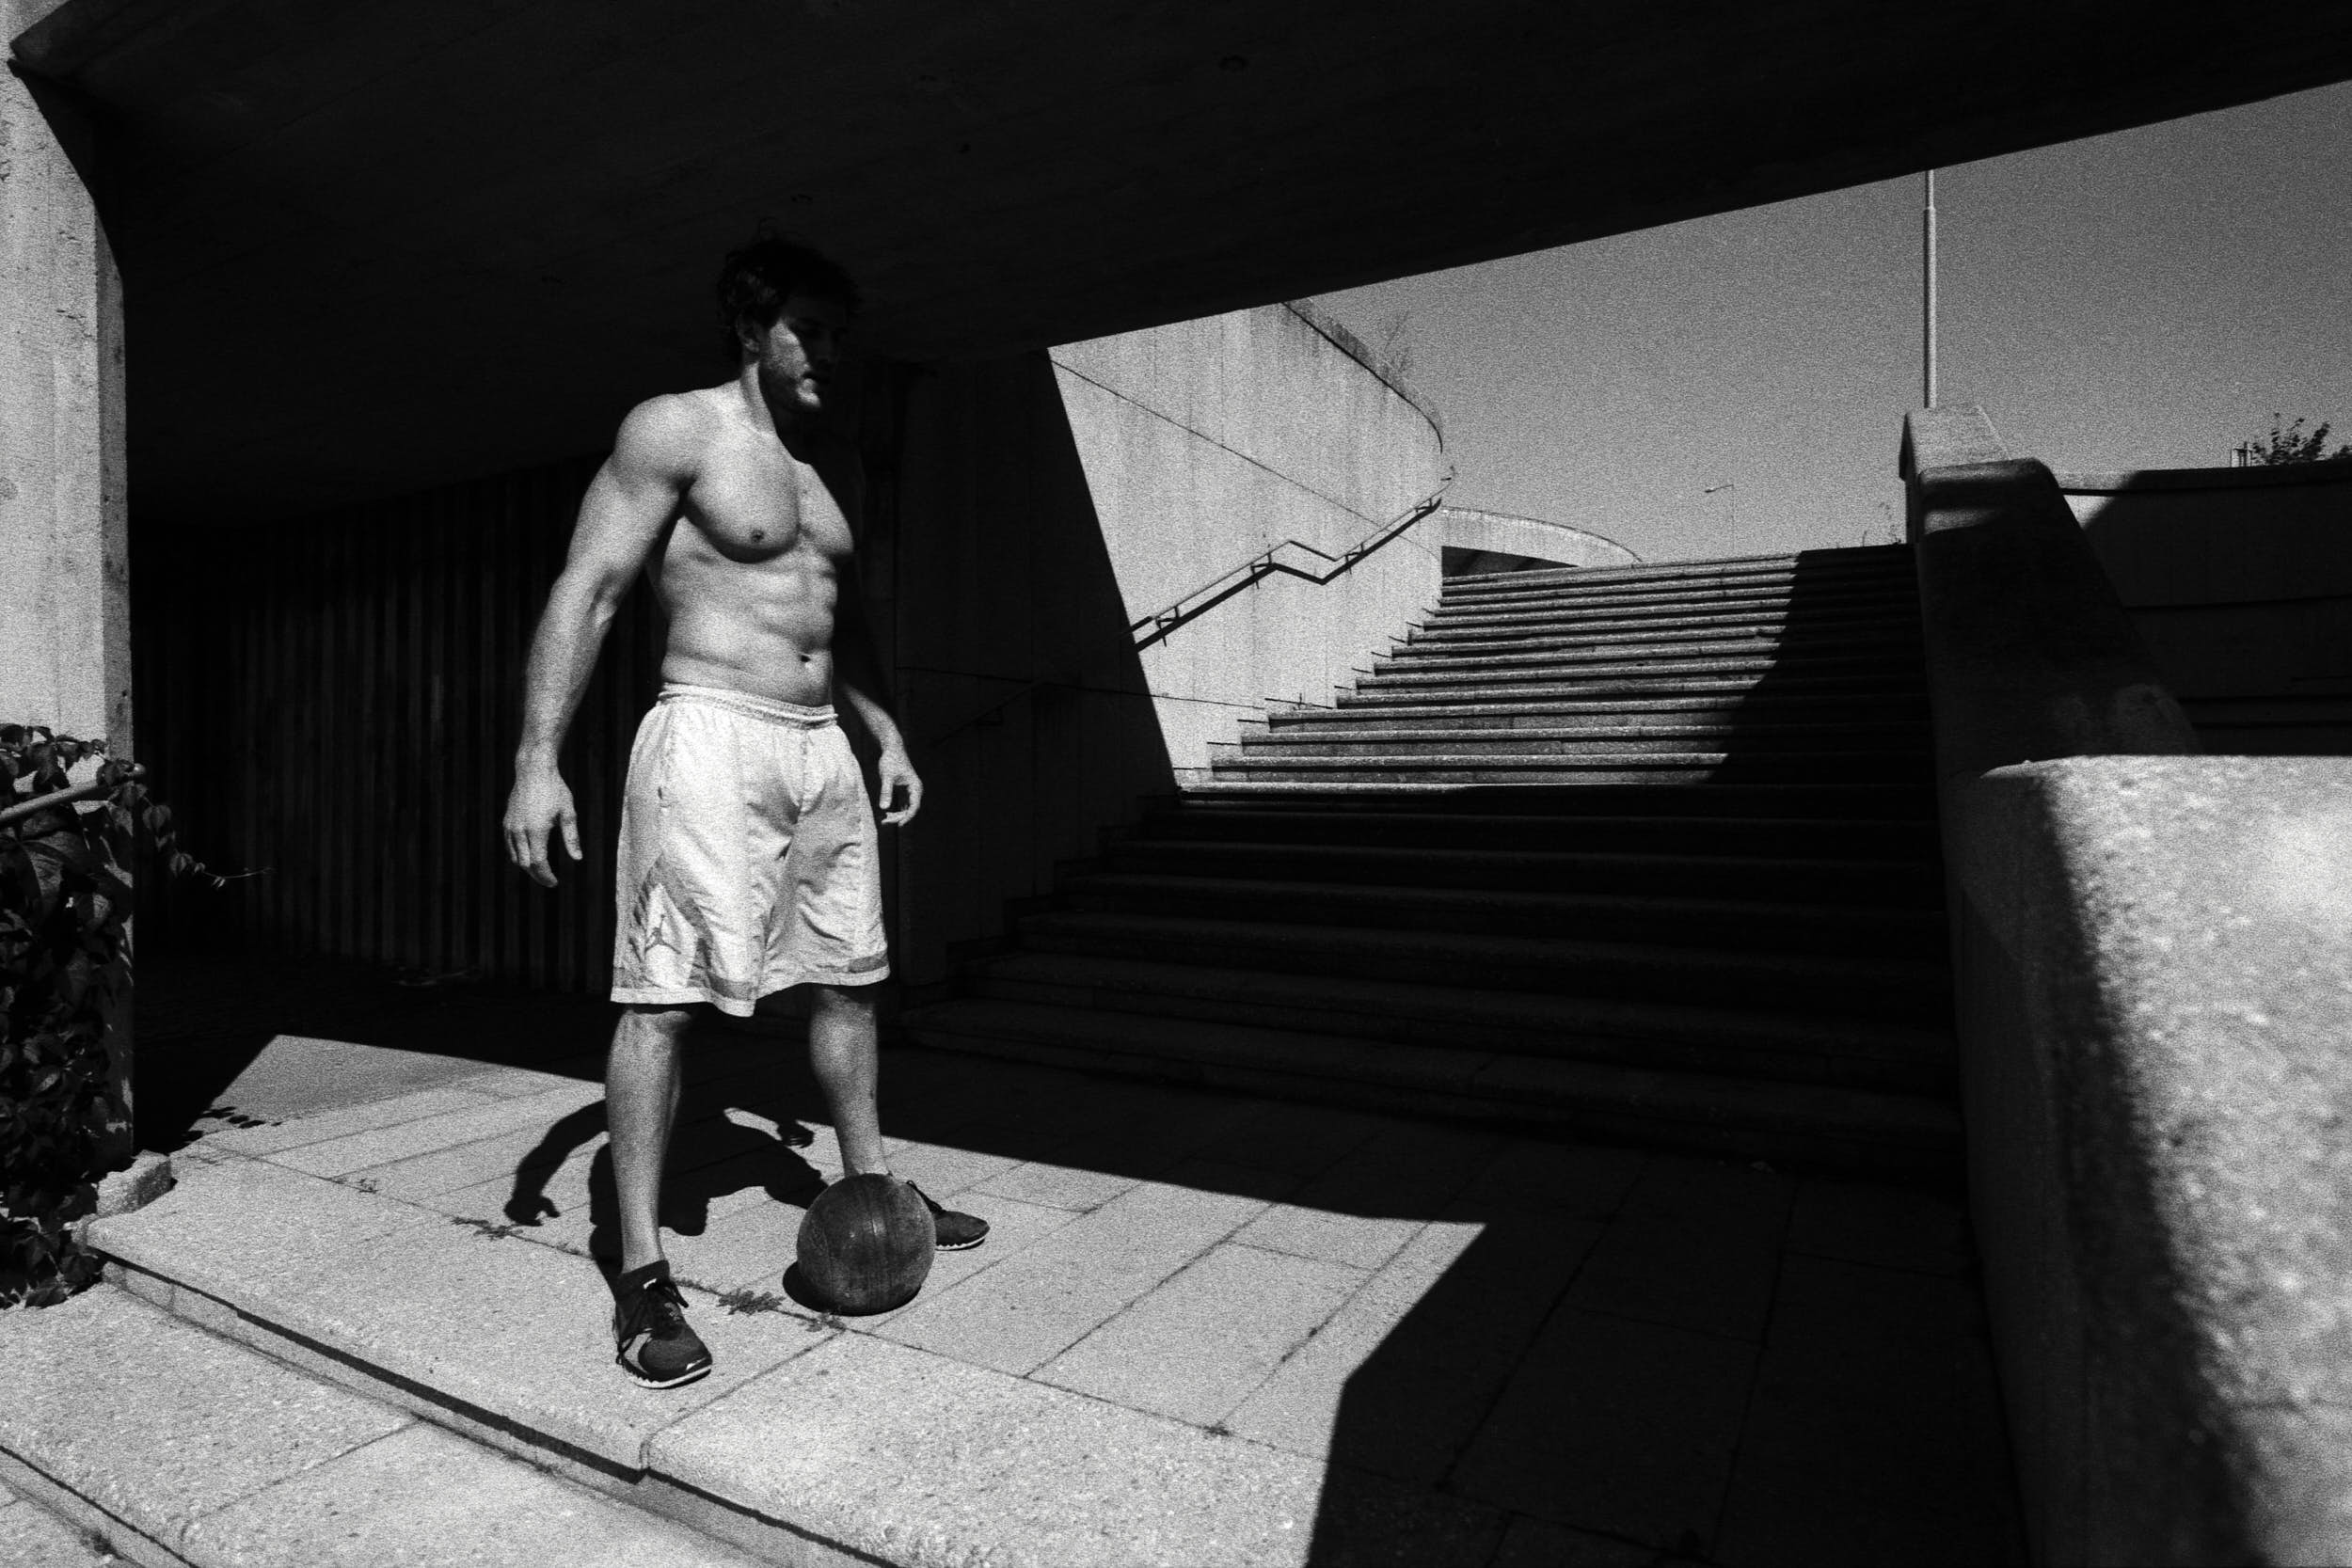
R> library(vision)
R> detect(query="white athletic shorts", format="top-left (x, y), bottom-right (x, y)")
top-left (612, 683), bottom-right (890, 1015)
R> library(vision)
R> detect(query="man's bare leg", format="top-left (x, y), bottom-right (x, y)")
top-left (808, 984), bottom-right (890, 1176)
top-left (609, 1004), bottom-right (693, 1272)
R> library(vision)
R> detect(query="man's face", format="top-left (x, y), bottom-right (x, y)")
top-left (747, 291), bottom-right (850, 417)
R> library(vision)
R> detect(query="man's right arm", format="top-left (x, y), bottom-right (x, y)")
top-left (502, 396), bottom-right (702, 887)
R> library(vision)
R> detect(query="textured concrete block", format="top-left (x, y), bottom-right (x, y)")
top-left (271, 1081), bottom-right (605, 1177)
top-left (183, 1422), bottom-right (764, 1567)
top-left (1561, 1156), bottom-right (1791, 1342)
top-left (1453, 1309), bottom-right (1756, 1547)
top-left (654, 1333), bottom-right (1487, 1568)
top-left (876, 1173), bottom-right (1269, 1374)
top-left (1228, 1212), bottom-right (1597, 1483)
top-left (92, 1151), bottom-right (172, 1218)
top-left (0, 1288), bottom-right (410, 1554)
top-left (1038, 1241), bottom-right (1364, 1425)
top-left (1234, 1121), bottom-right (1502, 1273)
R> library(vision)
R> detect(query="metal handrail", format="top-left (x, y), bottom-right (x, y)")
top-left (1129, 484), bottom-right (1448, 652)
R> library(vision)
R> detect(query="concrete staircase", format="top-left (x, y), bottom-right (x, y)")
top-left (902, 545), bottom-right (1960, 1173)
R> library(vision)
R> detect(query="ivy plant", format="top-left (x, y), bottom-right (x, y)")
top-left (1, 725), bottom-right (213, 1307)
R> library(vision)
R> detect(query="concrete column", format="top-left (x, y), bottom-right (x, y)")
top-left (2, 6), bottom-right (131, 751)
top-left (5, 3), bottom-right (134, 1164)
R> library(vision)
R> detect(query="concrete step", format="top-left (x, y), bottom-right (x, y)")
top-left (1440, 547), bottom-right (1910, 598)
top-left (1254, 716), bottom-right (1931, 749)
top-left (1172, 780), bottom-right (1938, 818)
top-left (1318, 690), bottom-right (1936, 723)
top-left (1421, 595), bottom-right (1919, 638)
top-left (1443, 542), bottom-right (1907, 586)
top-left (1357, 649), bottom-right (1921, 686)
top-left (1338, 671), bottom-right (1925, 705)
top-left (1055, 871), bottom-right (1947, 956)
top-left (897, 999), bottom-right (1960, 1174)
top-left (1406, 603), bottom-right (1919, 642)
top-left (0, 1278), bottom-right (758, 1568)
top-left (1398, 619), bottom-right (1922, 658)
top-left (962, 951), bottom-right (1956, 1093)
top-left (1372, 647), bottom-right (1925, 684)
top-left (1095, 837), bottom-right (1943, 904)
top-left (1223, 728), bottom-right (1930, 760)
top-left (87, 1151), bottom-right (1415, 1568)
top-left (1434, 577), bottom-right (1916, 617)
top-left (1205, 752), bottom-right (1932, 785)
top-left (1138, 804), bottom-right (1940, 857)
top-left (1014, 910), bottom-right (1950, 1020)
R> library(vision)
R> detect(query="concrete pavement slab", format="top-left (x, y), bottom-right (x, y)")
top-left (1452, 1308), bottom-right (1756, 1547)
top-left (1192, 1102), bottom-right (1394, 1177)
top-left (886, 1140), bottom-right (1024, 1197)
top-left (652, 1332), bottom-right (1501, 1568)
top-left (0, 1497), bottom-right (121, 1567)
top-left (1487, 1514), bottom-right (1661, 1567)
top-left (969, 1155), bottom-right (1142, 1212)
top-left (1785, 1175), bottom-right (1973, 1276)
top-left (1712, 1253), bottom-right (2019, 1566)
top-left (198, 1082), bottom-right (505, 1157)
top-left (183, 1423), bottom-right (764, 1568)
top-left (875, 1172), bottom-right (1273, 1374)
top-left (90, 1155), bottom-right (443, 1302)
top-left (222, 1219), bottom-right (834, 1469)
top-left (1039, 1241), bottom-right (1366, 1425)
top-left (1560, 1154), bottom-right (1792, 1341)
top-left (1454, 1140), bottom-right (1647, 1220)
top-left (0, 1288), bottom-right (410, 1556)
top-left (1232, 1120), bottom-right (1502, 1272)
top-left (1228, 1211), bottom-right (1598, 1483)
top-left (269, 1081), bottom-right (607, 1177)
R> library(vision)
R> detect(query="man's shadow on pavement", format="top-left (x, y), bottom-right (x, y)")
top-left (496, 1034), bottom-right (834, 1287)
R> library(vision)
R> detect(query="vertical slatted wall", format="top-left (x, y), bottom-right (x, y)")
top-left (135, 455), bottom-right (663, 990)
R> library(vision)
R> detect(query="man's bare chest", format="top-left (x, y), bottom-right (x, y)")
top-left (683, 446), bottom-right (855, 563)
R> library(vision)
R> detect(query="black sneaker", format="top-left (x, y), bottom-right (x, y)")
top-left (612, 1259), bottom-right (712, 1389)
top-left (907, 1181), bottom-right (989, 1251)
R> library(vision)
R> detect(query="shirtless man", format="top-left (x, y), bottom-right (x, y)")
top-left (501, 235), bottom-right (985, 1390)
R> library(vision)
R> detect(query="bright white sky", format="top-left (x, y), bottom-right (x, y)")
top-left (1314, 79), bottom-right (2352, 564)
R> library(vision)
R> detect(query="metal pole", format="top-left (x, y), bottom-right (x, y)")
top-left (1923, 169), bottom-right (1939, 409)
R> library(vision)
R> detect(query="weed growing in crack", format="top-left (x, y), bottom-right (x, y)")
top-left (718, 1288), bottom-right (791, 1316)
top-left (451, 1216), bottom-right (521, 1240)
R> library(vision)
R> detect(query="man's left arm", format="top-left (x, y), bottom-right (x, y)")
top-left (832, 556), bottom-right (921, 826)
top-left (820, 448), bottom-right (920, 826)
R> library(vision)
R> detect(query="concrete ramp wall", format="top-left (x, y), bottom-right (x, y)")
top-left (1907, 406), bottom-right (2352, 1563)
top-left (1050, 301), bottom-right (1448, 775)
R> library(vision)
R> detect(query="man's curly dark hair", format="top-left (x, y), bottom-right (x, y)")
top-left (715, 231), bottom-right (860, 362)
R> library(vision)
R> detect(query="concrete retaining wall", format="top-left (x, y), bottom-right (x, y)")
top-left (1050, 302), bottom-right (1447, 775)
top-left (1908, 405), bottom-right (2352, 1562)
top-left (2062, 463), bottom-right (2352, 754)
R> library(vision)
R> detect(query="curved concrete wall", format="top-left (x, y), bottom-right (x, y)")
top-left (2063, 463), bottom-right (2352, 752)
top-left (1050, 302), bottom-right (1448, 775)
top-left (1426, 505), bottom-right (1639, 573)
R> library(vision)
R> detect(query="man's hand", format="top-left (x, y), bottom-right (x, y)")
top-left (504, 767), bottom-right (581, 887)
top-left (876, 747), bottom-right (923, 828)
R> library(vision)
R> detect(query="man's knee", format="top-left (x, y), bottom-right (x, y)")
top-left (808, 983), bottom-right (881, 1019)
top-left (613, 1004), bottom-right (696, 1053)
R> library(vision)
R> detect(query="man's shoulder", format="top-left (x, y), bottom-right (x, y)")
top-left (612, 388), bottom-right (730, 474)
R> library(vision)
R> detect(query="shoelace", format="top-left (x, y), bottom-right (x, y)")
top-left (625, 1276), bottom-right (688, 1339)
